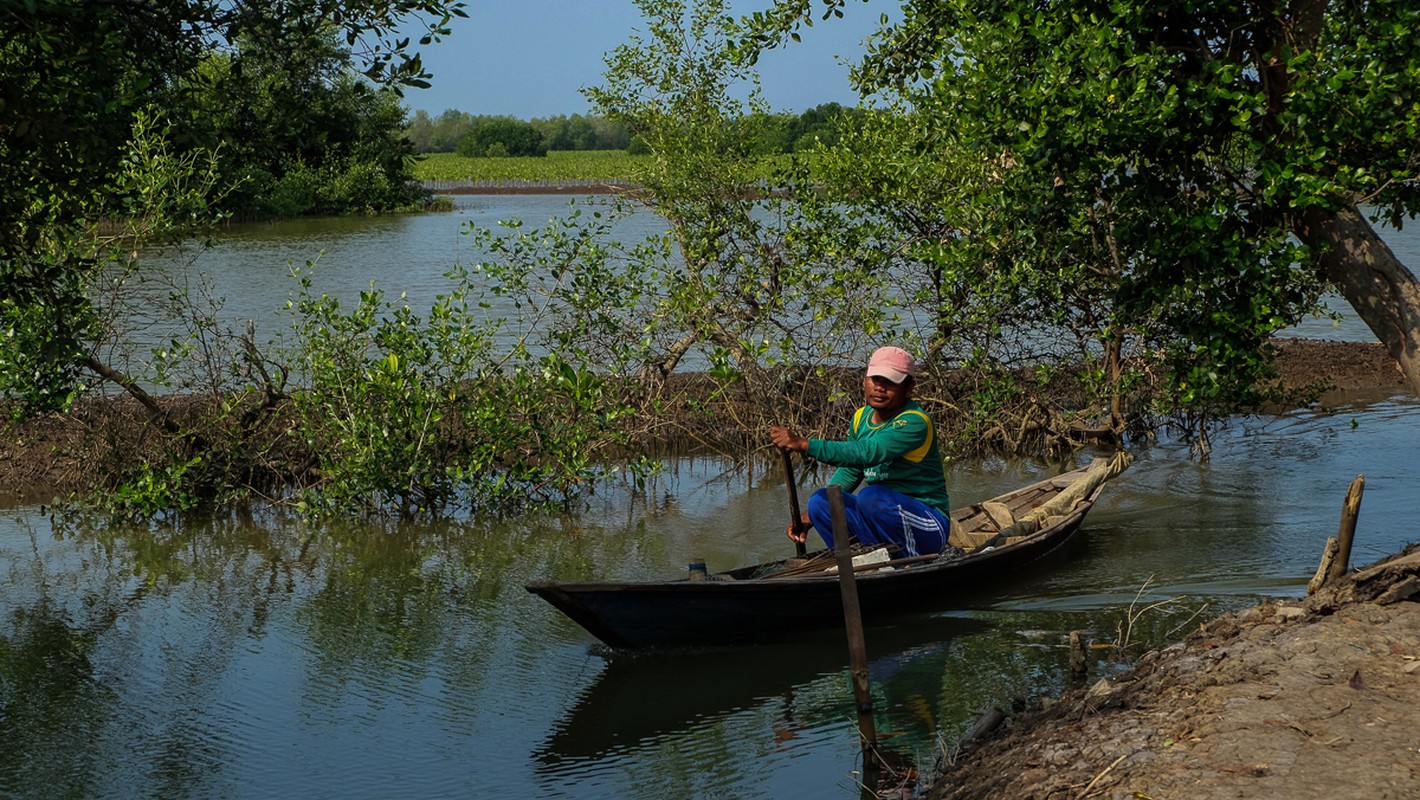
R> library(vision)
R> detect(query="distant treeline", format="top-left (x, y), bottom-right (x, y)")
top-left (405, 103), bottom-right (866, 158)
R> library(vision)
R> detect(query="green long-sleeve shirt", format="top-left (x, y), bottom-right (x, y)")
top-left (805, 400), bottom-right (950, 514)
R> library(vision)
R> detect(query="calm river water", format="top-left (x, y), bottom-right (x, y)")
top-left (2, 196), bottom-right (1418, 799)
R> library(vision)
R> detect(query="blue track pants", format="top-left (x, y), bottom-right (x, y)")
top-left (806, 484), bottom-right (949, 557)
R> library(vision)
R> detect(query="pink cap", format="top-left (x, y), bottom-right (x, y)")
top-left (866, 346), bottom-right (916, 384)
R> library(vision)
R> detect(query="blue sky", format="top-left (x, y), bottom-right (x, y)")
top-left (401, 1), bottom-right (891, 119)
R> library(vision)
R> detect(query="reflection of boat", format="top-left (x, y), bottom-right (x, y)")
top-left (527, 454), bottom-right (1131, 649)
top-left (537, 615), bottom-right (992, 763)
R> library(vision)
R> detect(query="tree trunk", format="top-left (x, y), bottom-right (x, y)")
top-left (83, 355), bottom-right (181, 436)
top-left (1295, 206), bottom-right (1420, 398)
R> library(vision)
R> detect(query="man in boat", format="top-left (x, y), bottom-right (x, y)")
top-left (770, 346), bottom-right (950, 557)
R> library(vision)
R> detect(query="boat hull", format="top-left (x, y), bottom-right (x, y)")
top-left (527, 497), bottom-right (1095, 649)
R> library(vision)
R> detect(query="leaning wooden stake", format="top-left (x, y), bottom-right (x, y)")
top-left (1330, 475), bottom-right (1365, 582)
top-left (827, 486), bottom-right (879, 768)
top-left (1309, 474), bottom-right (1365, 594)
top-left (964, 705), bottom-right (1006, 742)
top-left (1309, 539), bottom-right (1339, 594)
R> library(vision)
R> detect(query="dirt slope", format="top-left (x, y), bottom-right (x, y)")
top-left (927, 546), bottom-right (1420, 800)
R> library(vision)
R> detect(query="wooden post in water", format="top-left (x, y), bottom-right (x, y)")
top-left (826, 485), bottom-right (880, 768)
top-left (1309, 474), bottom-right (1366, 593)
top-left (1328, 475), bottom-right (1365, 583)
top-left (1069, 630), bottom-right (1088, 677)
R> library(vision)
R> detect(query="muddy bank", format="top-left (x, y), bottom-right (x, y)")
top-left (927, 545), bottom-right (1420, 799)
top-left (1265, 337), bottom-right (1407, 392)
top-left (0, 337), bottom-right (1409, 506)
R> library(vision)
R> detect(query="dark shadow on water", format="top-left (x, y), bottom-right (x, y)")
top-left (534, 613), bottom-right (994, 765)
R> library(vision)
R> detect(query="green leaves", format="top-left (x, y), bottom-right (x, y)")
top-left (0, 293), bottom-right (90, 419)
top-left (281, 262), bottom-right (639, 518)
top-left (2, 0), bottom-right (460, 426)
top-left (454, 118), bottom-right (549, 159)
top-left (837, 0), bottom-right (1403, 421)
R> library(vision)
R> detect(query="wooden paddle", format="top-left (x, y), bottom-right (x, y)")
top-left (780, 447), bottom-right (808, 558)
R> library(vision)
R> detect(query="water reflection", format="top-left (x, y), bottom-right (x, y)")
top-left (3, 389), bottom-right (1418, 799)
top-left (537, 615), bottom-right (992, 764)
top-left (4, 185), bottom-right (1420, 798)
top-left (0, 593), bottom-right (115, 798)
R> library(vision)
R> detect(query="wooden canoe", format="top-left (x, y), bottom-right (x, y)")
top-left (527, 453), bottom-right (1131, 649)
